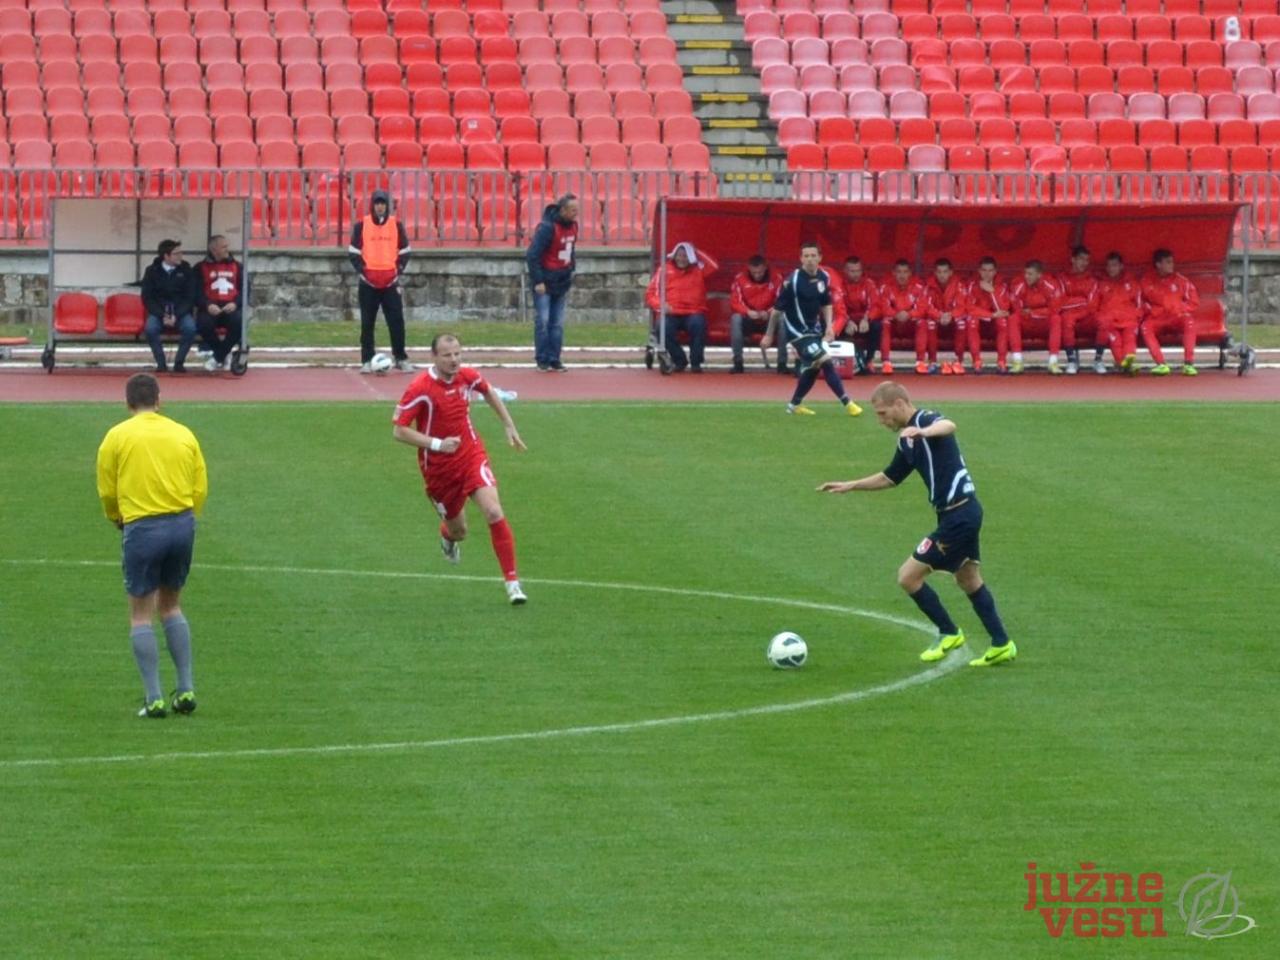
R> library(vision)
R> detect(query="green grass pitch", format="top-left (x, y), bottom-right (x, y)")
top-left (0, 399), bottom-right (1275, 959)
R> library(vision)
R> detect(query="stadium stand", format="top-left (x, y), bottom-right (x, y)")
top-left (0, 0), bottom-right (706, 244)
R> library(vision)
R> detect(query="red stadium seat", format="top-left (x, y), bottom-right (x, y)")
top-left (102, 294), bottom-right (145, 337)
top-left (54, 293), bottom-right (100, 335)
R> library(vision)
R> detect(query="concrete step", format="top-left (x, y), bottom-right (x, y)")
top-left (682, 68), bottom-right (760, 94)
top-left (692, 92), bottom-right (769, 121)
top-left (701, 124), bottom-right (775, 147)
top-left (667, 19), bottom-right (743, 41)
top-left (665, 0), bottom-right (736, 15)
top-left (711, 155), bottom-right (791, 175)
top-left (676, 41), bottom-right (754, 69)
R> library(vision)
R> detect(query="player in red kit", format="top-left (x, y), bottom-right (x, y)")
top-left (838, 256), bottom-right (881, 375)
top-left (878, 259), bottom-right (928, 375)
top-left (1009, 260), bottom-right (1061, 375)
top-left (392, 334), bottom-right (529, 604)
top-left (965, 256), bottom-right (1012, 374)
top-left (1096, 252), bottom-right (1143, 375)
top-left (1140, 248), bottom-right (1201, 376)
top-left (1055, 245), bottom-right (1100, 375)
top-left (923, 258), bottom-right (972, 376)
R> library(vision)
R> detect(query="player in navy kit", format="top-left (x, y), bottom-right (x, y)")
top-left (818, 381), bottom-right (1016, 666)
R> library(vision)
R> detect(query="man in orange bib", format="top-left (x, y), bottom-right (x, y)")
top-left (349, 190), bottom-right (413, 373)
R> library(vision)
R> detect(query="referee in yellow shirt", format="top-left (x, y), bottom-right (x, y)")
top-left (96, 373), bottom-right (208, 718)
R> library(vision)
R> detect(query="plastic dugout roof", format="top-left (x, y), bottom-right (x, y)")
top-left (652, 200), bottom-right (1245, 280)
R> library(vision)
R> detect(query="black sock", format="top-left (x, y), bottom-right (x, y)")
top-left (790, 367), bottom-right (818, 405)
top-left (967, 585), bottom-right (1009, 645)
top-left (1094, 346), bottom-right (1105, 362)
top-left (909, 584), bottom-right (959, 636)
top-left (820, 362), bottom-right (847, 401)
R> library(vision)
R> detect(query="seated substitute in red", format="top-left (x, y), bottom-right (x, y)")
top-left (1009, 260), bottom-right (1062, 375)
top-left (923, 257), bottom-right (972, 376)
top-left (645, 241), bottom-right (719, 373)
top-left (965, 256), bottom-right (1013, 375)
top-left (1140, 247), bottom-right (1201, 376)
top-left (728, 254), bottom-right (781, 374)
top-left (1096, 251), bottom-right (1144, 375)
top-left (878, 259), bottom-right (928, 375)
top-left (1055, 245), bottom-right (1101, 375)
top-left (837, 255), bottom-right (882, 375)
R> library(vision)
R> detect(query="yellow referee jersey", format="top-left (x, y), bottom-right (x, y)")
top-left (96, 411), bottom-right (208, 525)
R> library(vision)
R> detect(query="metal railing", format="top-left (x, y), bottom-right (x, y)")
top-left (2, 168), bottom-right (1277, 248)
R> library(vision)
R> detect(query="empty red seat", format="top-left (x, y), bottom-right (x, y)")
top-left (104, 294), bottom-right (146, 336)
top-left (54, 293), bottom-right (99, 335)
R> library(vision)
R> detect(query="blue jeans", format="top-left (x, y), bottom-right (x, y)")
top-left (664, 313), bottom-right (706, 369)
top-left (533, 291), bottom-right (567, 367)
top-left (144, 313), bottom-right (197, 369)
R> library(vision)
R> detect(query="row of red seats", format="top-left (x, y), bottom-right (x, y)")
top-left (1, 87), bottom-right (698, 129)
top-left (754, 35), bottom-right (1266, 69)
top-left (754, 38), bottom-right (1280, 72)
top-left (1, 111), bottom-right (701, 143)
top-left (768, 88), bottom-right (1280, 120)
top-left (745, 11), bottom-right (1276, 42)
top-left (738, 0), bottom-right (1273, 14)
top-left (52, 292), bottom-right (144, 336)
top-left (786, 140), bottom-right (1280, 172)
top-left (1, 137), bottom-right (714, 172)
top-left (778, 114), bottom-right (1280, 146)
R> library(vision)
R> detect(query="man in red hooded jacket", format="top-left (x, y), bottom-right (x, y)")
top-left (1140, 248), bottom-right (1201, 376)
top-left (1055, 245), bottom-right (1100, 376)
top-left (1009, 260), bottom-right (1062, 375)
top-left (837, 256), bottom-right (881, 375)
top-left (645, 242), bottom-right (719, 373)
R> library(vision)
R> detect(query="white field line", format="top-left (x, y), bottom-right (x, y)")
top-left (0, 558), bottom-right (962, 770)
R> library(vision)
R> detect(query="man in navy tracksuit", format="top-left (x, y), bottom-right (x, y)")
top-left (525, 194), bottom-right (579, 372)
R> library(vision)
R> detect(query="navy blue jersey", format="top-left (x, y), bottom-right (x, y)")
top-left (775, 267), bottom-right (833, 338)
top-left (882, 409), bottom-right (977, 511)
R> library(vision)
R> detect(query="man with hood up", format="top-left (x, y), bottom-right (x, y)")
top-left (644, 241), bottom-right (718, 373)
top-left (525, 193), bottom-right (578, 372)
top-left (349, 189), bottom-right (413, 373)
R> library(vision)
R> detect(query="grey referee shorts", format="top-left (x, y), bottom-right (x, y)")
top-left (121, 511), bottom-right (196, 597)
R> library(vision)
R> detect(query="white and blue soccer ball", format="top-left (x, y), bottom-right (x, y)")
top-left (369, 352), bottom-right (393, 374)
top-left (767, 631), bottom-right (808, 669)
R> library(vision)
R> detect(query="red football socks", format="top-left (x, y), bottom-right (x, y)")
top-left (488, 518), bottom-right (518, 581)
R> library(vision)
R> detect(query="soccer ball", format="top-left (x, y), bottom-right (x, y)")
top-left (767, 631), bottom-right (808, 669)
top-left (369, 352), bottom-right (393, 374)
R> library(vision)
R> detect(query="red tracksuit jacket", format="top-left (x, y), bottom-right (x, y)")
top-left (1010, 276), bottom-right (1062, 320)
top-left (1141, 272), bottom-right (1200, 320)
top-left (729, 269), bottom-right (781, 316)
top-left (1097, 273), bottom-right (1143, 325)
top-left (966, 278), bottom-right (1013, 320)
top-left (924, 275), bottom-right (968, 321)
top-left (878, 277), bottom-right (928, 322)
top-left (1057, 270), bottom-right (1100, 318)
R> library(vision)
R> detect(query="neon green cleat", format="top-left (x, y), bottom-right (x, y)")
top-left (1150, 363), bottom-right (1171, 376)
top-left (919, 630), bottom-right (965, 662)
top-left (170, 690), bottom-right (197, 715)
top-left (845, 400), bottom-right (863, 416)
top-left (1182, 363), bottom-right (1198, 376)
top-left (787, 404), bottom-right (816, 415)
top-left (1120, 354), bottom-right (1137, 375)
top-left (137, 698), bottom-right (167, 719)
top-left (969, 641), bottom-right (1018, 667)
top-left (1047, 362), bottom-right (1063, 375)
top-left (1009, 360), bottom-right (1024, 374)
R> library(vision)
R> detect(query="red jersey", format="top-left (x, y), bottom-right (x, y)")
top-left (1010, 276), bottom-right (1062, 318)
top-left (839, 275), bottom-right (880, 324)
top-left (393, 366), bottom-right (491, 476)
top-left (966, 278), bottom-right (1013, 320)
top-left (1141, 271), bottom-right (1200, 318)
top-left (197, 257), bottom-right (243, 307)
top-left (1056, 269), bottom-right (1100, 315)
top-left (924, 275), bottom-right (968, 321)
top-left (878, 276), bottom-right (927, 321)
top-left (729, 268), bottom-right (780, 316)
top-left (1097, 272), bottom-right (1143, 322)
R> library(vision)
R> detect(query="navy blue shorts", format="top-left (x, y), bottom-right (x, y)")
top-left (912, 498), bottom-right (982, 573)
top-left (121, 511), bottom-right (196, 597)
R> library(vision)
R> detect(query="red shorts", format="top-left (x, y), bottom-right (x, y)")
top-left (423, 453), bottom-right (496, 520)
